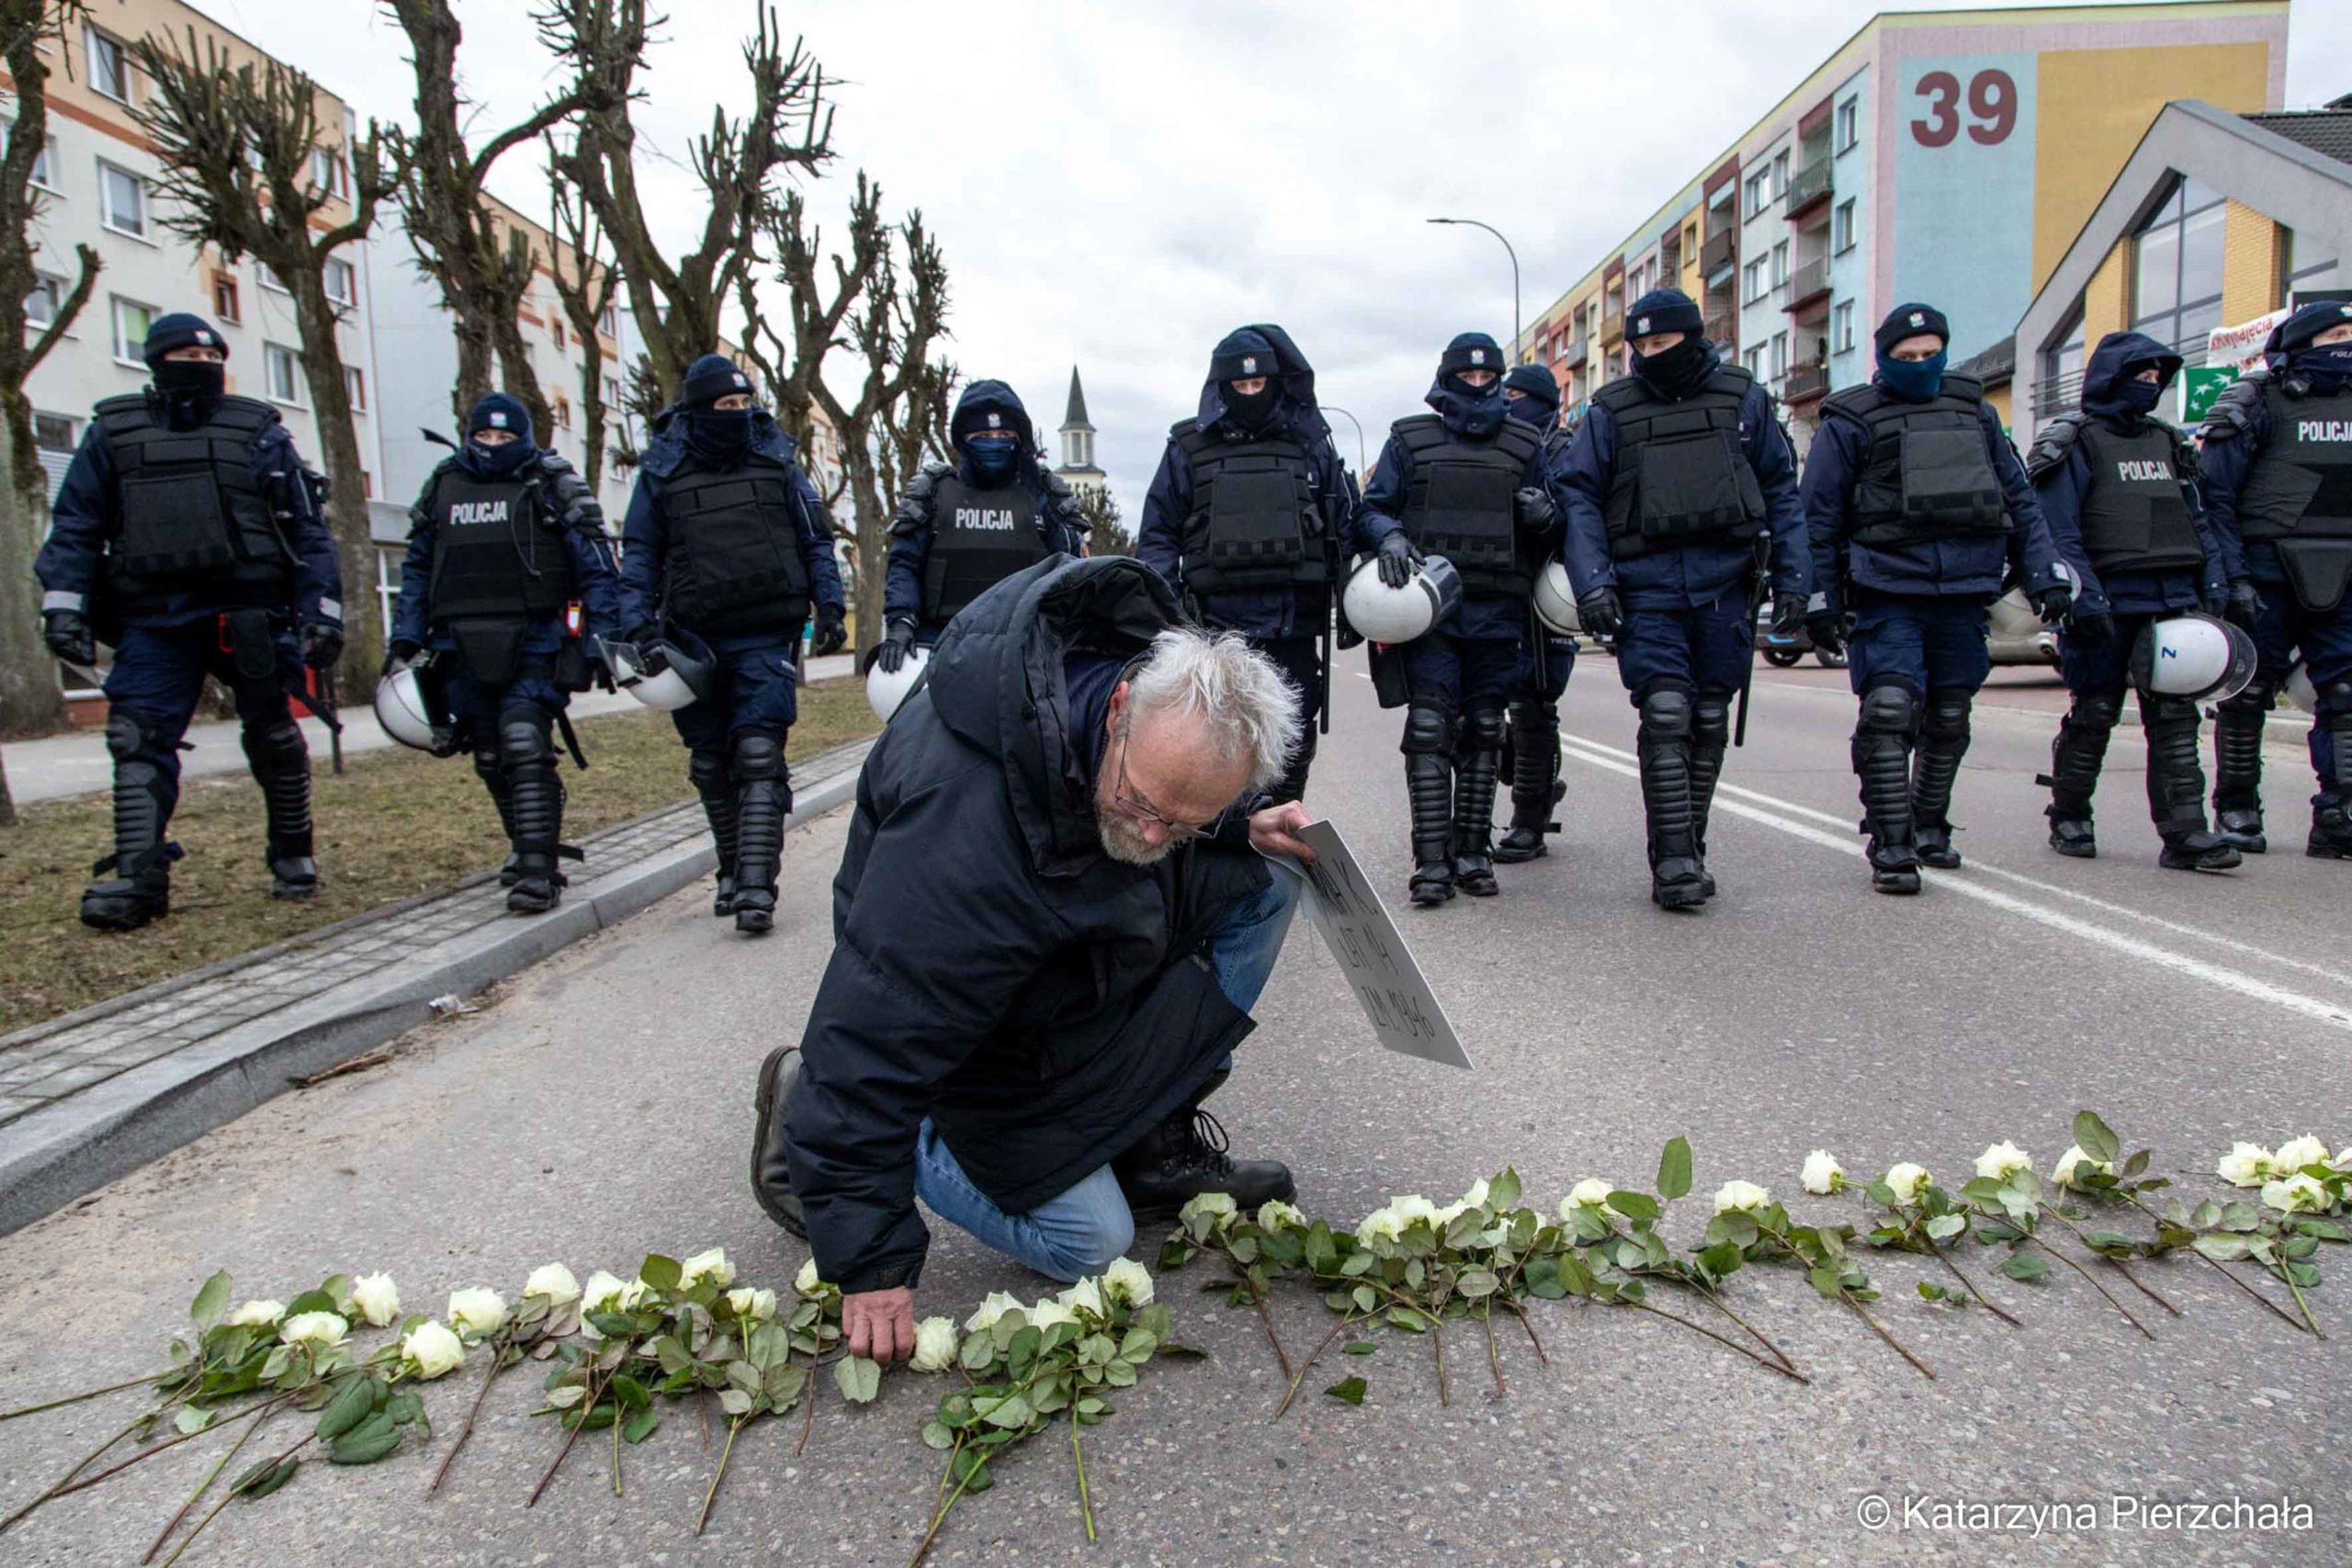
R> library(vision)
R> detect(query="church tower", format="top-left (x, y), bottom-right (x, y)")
top-left (1054, 366), bottom-right (1108, 502)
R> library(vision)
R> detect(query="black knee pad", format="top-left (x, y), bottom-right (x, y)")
top-left (473, 744), bottom-right (503, 785)
top-left (105, 709), bottom-right (160, 764)
top-left (2141, 694), bottom-right (2201, 734)
top-left (1857, 682), bottom-right (1919, 737)
top-left (1638, 682), bottom-right (1695, 739)
top-left (1401, 702), bottom-right (1453, 756)
top-left (731, 729), bottom-right (786, 781)
top-left (498, 708), bottom-right (555, 770)
top-left (2070, 690), bottom-right (2125, 732)
top-left (2317, 680), bottom-right (2352, 725)
top-left (1457, 705), bottom-right (1505, 751)
top-left (1690, 689), bottom-right (1731, 745)
top-left (2217, 681), bottom-right (2276, 719)
top-left (1922, 687), bottom-right (1972, 741)
top-left (688, 748), bottom-right (731, 797)
top-left (242, 716), bottom-right (308, 779)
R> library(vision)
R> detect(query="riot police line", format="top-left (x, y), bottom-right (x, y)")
top-left (33, 298), bottom-right (2352, 935)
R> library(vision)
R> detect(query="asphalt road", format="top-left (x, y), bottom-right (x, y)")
top-left (2, 650), bottom-right (2346, 1567)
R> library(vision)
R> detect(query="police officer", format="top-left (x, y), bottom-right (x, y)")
top-left (1558, 289), bottom-right (1805, 909)
top-left (2198, 300), bottom-right (2352, 859)
top-left (1356, 332), bottom-right (1558, 906)
top-left (2030, 331), bottom-right (2244, 870)
top-left (387, 392), bottom-right (621, 913)
top-left (1138, 325), bottom-right (1353, 803)
top-left (619, 355), bottom-right (848, 934)
top-left (1494, 363), bottom-right (1577, 863)
top-left (874, 379), bottom-right (1084, 673)
top-left (37, 312), bottom-right (343, 931)
top-left (1804, 303), bottom-right (2071, 893)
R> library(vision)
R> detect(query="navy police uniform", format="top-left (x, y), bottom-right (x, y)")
top-left (1493, 364), bottom-right (1577, 863)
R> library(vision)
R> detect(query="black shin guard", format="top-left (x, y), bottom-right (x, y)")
top-left (1913, 687), bottom-right (1971, 868)
top-left (2312, 682), bottom-right (2352, 859)
top-left (1401, 701), bottom-right (1455, 906)
top-left (1853, 682), bottom-right (1919, 889)
top-left (2045, 691), bottom-right (2120, 855)
top-left (1637, 684), bottom-right (1705, 908)
top-left (243, 717), bottom-right (317, 897)
top-left (1451, 706), bottom-right (1503, 894)
top-left (476, 745), bottom-right (521, 885)
top-left (1690, 690), bottom-right (1729, 896)
top-left (82, 711), bottom-right (177, 930)
top-left (500, 709), bottom-right (569, 913)
top-left (2143, 694), bottom-right (2236, 867)
top-left (1495, 697), bottom-right (1562, 862)
top-left (730, 730), bottom-right (792, 932)
top-left (2211, 688), bottom-right (2270, 850)
top-left (689, 749), bottom-right (740, 915)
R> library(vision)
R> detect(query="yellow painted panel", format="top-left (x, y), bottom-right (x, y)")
top-left (2084, 245), bottom-right (2130, 343)
top-left (2220, 200), bottom-right (2282, 321)
top-left (1984, 381), bottom-right (2013, 430)
top-left (2031, 42), bottom-right (2272, 289)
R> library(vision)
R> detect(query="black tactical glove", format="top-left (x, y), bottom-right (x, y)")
top-left (624, 622), bottom-right (662, 650)
top-left (1575, 587), bottom-right (1623, 640)
top-left (300, 619), bottom-right (345, 671)
top-left (2223, 581), bottom-right (2262, 633)
top-left (1512, 485), bottom-right (1557, 534)
top-left (811, 602), bottom-right (848, 658)
top-left (1804, 610), bottom-right (1847, 656)
top-left (874, 616), bottom-right (918, 674)
top-left (1374, 530), bottom-right (1419, 590)
top-left (2065, 609), bottom-right (2115, 645)
top-left (1770, 593), bottom-right (1805, 637)
top-left (382, 637), bottom-right (423, 676)
top-left (42, 608), bottom-right (96, 666)
top-left (2030, 583), bottom-right (2075, 626)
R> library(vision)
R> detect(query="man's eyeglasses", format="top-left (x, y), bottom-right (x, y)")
top-left (1110, 727), bottom-right (1224, 841)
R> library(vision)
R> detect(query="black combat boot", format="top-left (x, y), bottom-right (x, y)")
top-left (1637, 687), bottom-right (1707, 909)
top-left (1451, 707), bottom-right (1503, 896)
top-left (475, 744), bottom-right (522, 886)
top-left (1912, 688), bottom-right (1971, 870)
top-left (1854, 686), bottom-right (1920, 896)
top-left (730, 732), bottom-right (791, 934)
top-left (1405, 753), bottom-right (1455, 907)
top-left (1114, 1078), bottom-right (1295, 1227)
top-left (1493, 697), bottom-right (1561, 863)
top-left (243, 717), bottom-right (318, 900)
top-left (2211, 690), bottom-right (2269, 852)
top-left (749, 1044), bottom-right (807, 1237)
top-left (1688, 692), bottom-right (1729, 899)
top-left (81, 713), bottom-right (176, 931)
top-left (2309, 689), bottom-right (2352, 861)
top-left (2310, 803), bottom-right (2352, 859)
top-left (502, 715), bottom-right (571, 913)
top-left (690, 750), bottom-right (739, 916)
top-left (2042, 693), bottom-right (2118, 859)
top-left (2144, 696), bottom-right (2240, 872)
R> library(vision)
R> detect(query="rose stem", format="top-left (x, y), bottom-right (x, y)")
top-left (1481, 1305), bottom-right (1505, 1399)
top-left (1272, 1314), bottom-right (1358, 1420)
top-left (2265, 1258), bottom-right (2325, 1339)
top-left (1069, 1414), bottom-right (1097, 1544)
top-left (144, 1397), bottom-right (280, 1562)
top-left (1249, 1280), bottom-right (1293, 1380)
top-left (2043, 1209), bottom-right (2182, 1315)
top-left (0, 1371), bottom-right (170, 1422)
top-left (2030, 1236), bottom-right (2152, 1339)
top-left (609, 1379), bottom-right (624, 1496)
top-left (0, 1407), bottom-right (153, 1533)
top-left (1689, 1281), bottom-right (1804, 1372)
top-left (50, 1393), bottom-right (291, 1501)
top-left (1505, 1301), bottom-right (1548, 1366)
top-left (429, 1346), bottom-right (509, 1494)
top-left (909, 1441), bottom-right (979, 1568)
top-left (796, 1366), bottom-right (818, 1457)
top-left (156, 1434), bottom-right (312, 1568)
top-left (1625, 1300), bottom-right (1809, 1383)
top-left (1430, 1318), bottom-right (1449, 1407)
top-left (1843, 1294), bottom-right (1936, 1380)
top-left (1921, 1236), bottom-right (2023, 1328)
top-left (694, 1414), bottom-right (747, 1536)
top-left (525, 1347), bottom-right (627, 1507)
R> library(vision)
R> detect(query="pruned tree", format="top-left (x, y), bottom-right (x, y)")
top-left (382, 0), bottom-right (607, 434)
top-left (738, 178), bottom-right (883, 468)
top-left (131, 26), bottom-right (401, 690)
top-left (0, 0), bottom-right (100, 816)
top-left (1077, 487), bottom-right (1132, 558)
top-left (545, 146), bottom-right (622, 494)
top-left (551, 0), bottom-right (831, 400)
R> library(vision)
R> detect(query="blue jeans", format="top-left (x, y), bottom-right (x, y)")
top-left (912, 861), bottom-right (1303, 1280)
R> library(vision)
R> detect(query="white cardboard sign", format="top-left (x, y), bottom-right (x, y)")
top-left (1293, 821), bottom-right (1474, 1070)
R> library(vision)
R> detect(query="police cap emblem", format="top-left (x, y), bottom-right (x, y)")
top-left (489, 412), bottom-right (507, 427)
top-left (1909, 312), bottom-right (1926, 328)
top-left (1470, 349), bottom-right (1486, 366)
top-left (1636, 316), bottom-right (1650, 334)
top-left (1241, 355), bottom-right (1258, 374)
top-left (195, 330), bottom-right (214, 345)
top-left (987, 412), bottom-right (1001, 428)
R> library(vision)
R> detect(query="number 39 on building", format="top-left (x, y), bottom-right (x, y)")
top-left (1911, 69), bottom-right (2018, 146)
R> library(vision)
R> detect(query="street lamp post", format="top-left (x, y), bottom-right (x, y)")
top-left (1428, 217), bottom-right (1522, 359)
top-left (1317, 403), bottom-right (1369, 476)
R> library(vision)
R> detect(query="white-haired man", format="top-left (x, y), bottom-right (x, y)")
top-left (751, 556), bottom-right (1317, 1361)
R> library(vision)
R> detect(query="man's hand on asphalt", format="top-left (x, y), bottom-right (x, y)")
top-left (842, 1286), bottom-right (916, 1363)
top-left (1247, 798), bottom-right (1317, 863)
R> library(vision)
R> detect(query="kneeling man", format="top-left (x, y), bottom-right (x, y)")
top-left (751, 555), bottom-right (1317, 1361)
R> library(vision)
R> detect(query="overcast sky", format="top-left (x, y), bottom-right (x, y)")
top-left (192, 0), bottom-right (2351, 508)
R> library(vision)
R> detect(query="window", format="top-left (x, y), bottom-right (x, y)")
top-left (1837, 97), bottom-right (1859, 153)
top-left (2281, 228), bottom-right (2338, 300)
top-left (345, 365), bottom-right (367, 412)
top-left (86, 26), bottom-right (131, 103)
top-left (1744, 257), bottom-right (1768, 305)
top-left (1771, 150), bottom-right (1791, 197)
top-left (1770, 331), bottom-right (1790, 380)
top-left (323, 256), bottom-right (356, 307)
top-left (258, 264), bottom-right (289, 295)
top-left (1833, 199), bottom-right (1857, 254)
top-left (550, 317), bottom-right (566, 351)
top-left (1744, 171), bottom-right (1767, 219)
top-left (309, 148), bottom-right (347, 200)
top-left (97, 162), bottom-right (146, 238)
top-left (553, 396), bottom-right (573, 430)
top-left (1770, 240), bottom-right (1791, 288)
top-left (25, 272), bottom-right (64, 327)
top-left (1833, 299), bottom-right (1856, 354)
top-left (211, 272), bottom-right (241, 322)
top-left (603, 374), bottom-right (620, 405)
top-left (264, 342), bottom-right (303, 404)
top-left (109, 296), bottom-right (153, 364)
top-left (1746, 344), bottom-right (1768, 378)
top-left (9, 127), bottom-right (60, 191)
top-left (2036, 308), bottom-right (2087, 418)
top-left (35, 412), bottom-right (77, 454)
top-left (2130, 175), bottom-right (2226, 354)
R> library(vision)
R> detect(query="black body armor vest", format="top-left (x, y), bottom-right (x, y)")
top-left (1590, 367), bottom-right (1766, 560)
top-left (2236, 383), bottom-right (2352, 543)
top-left (2073, 420), bottom-right (2204, 575)
top-left (95, 393), bottom-right (288, 599)
top-left (424, 465), bottom-right (574, 624)
top-left (1821, 373), bottom-right (2007, 546)
top-left (1392, 413), bottom-right (1544, 596)
top-left (657, 457), bottom-right (811, 637)
top-left (1170, 421), bottom-right (1329, 593)
top-left (921, 472), bottom-right (1051, 624)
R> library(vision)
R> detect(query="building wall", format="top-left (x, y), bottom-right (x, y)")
top-left (1826, 64), bottom-right (1877, 389)
top-left (2220, 198), bottom-right (2284, 321)
top-left (2082, 245), bottom-right (2132, 343)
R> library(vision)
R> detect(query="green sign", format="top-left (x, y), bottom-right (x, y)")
top-left (2181, 366), bottom-right (2238, 425)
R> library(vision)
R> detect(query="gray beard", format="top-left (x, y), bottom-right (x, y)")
top-left (1098, 814), bottom-right (1177, 866)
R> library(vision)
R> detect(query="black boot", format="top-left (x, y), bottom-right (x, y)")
top-left (690, 750), bottom-right (739, 916)
top-left (731, 731), bottom-right (791, 934)
top-left (1912, 688), bottom-right (1970, 869)
top-left (1114, 1088), bottom-right (1295, 1228)
top-left (1689, 692), bottom-right (1729, 900)
top-left (2211, 689), bottom-right (2269, 852)
top-left (476, 745), bottom-right (522, 886)
top-left (1451, 706), bottom-right (1502, 896)
top-left (500, 710), bottom-right (572, 914)
top-left (2043, 692), bottom-right (2118, 859)
top-left (749, 1044), bottom-right (807, 1236)
top-left (1493, 697), bottom-right (1561, 863)
top-left (81, 712), bottom-right (176, 931)
top-left (1854, 684), bottom-right (1920, 896)
top-left (2308, 684), bottom-right (2352, 860)
top-left (1402, 702), bottom-right (1454, 907)
top-left (2144, 695), bottom-right (2240, 872)
top-left (2310, 804), bottom-right (2352, 859)
top-left (243, 717), bottom-right (317, 899)
top-left (1638, 686), bottom-right (1707, 909)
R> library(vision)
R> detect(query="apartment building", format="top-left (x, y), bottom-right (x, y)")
top-left (1518, 1), bottom-right (2287, 451)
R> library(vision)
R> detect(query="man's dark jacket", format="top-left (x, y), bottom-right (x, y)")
top-left (782, 555), bottom-right (1273, 1292)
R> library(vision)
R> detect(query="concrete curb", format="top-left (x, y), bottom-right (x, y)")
top-left (0, 767), bottom-right (862, 1237)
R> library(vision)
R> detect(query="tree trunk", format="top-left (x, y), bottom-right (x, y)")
top-left (843, 441), bottom-right (888, 645)
top-left (449, 309), bottom-right (497, 430)
top-left (289, 282), bottom-right (381, 693)
top-left (0, 385), bottom-right (67, 739)
top-left (489, 310), bottom-right (549, 443)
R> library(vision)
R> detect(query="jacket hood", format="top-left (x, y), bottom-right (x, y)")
top-left (642, 402), bottom-right (797, 477)
top-left (1196, 322), bottom-right (1330, 445)
top-left (2082, 331), bottom-right (2182, 424)
top-left (950, 379), bottom-right (1037, 451)
top-left (922, 556), bottom-right (1182, 875)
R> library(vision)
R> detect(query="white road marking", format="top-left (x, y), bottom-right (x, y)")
top-left (1555, 732), bottom-right (2352, 1033)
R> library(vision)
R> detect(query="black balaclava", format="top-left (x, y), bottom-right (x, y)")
top-left (948, 379), bottom-right (1036, 488)
top-left (1625, 289), bottom-right (1713, 401)
top-left (1871, 301), bottom-right (1952, 403)
top-left (1427, 332), bottom-right (1508, 439)
top-left (1503, 364), bottom-right (1561, 429)
top-left (143, 311), bottom-right (228, 425)
top-left (2269, 301), bottom-right (2352, 395)
top-left (462, 390), bottom-right (538, 478)
top-left (2080, 331), bottom-right (2180, 429)
top-left (1209, 327), bottom-right (1283, 432)
top-left (679, 353), bottom-right (757, 462)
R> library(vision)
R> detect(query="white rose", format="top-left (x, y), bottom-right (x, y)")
top-left (227, 1299), bottom-right (286, 1328)
top-left (348, 1272), bottom-right (401, 1329)
top-left (1388, 1194), bottom-right (1441, 1228)
top-left (1255, 1200), bottom-right (1306, 1234)
top-left (1354, 1206), bottom-right (1405, 1246)
top-left (1456, 1178), bottom-right (1491, 1212)
top-left (1883, 1163), bottom-right (1933, 1206)
top-left (524, 1263), bottom-right (582, 1306)
top-left (793, 1258), bottom-right (829, 1298)
top-left (1713, 1179), bottom-right (1770, 1215)
top-left (1178, 1191), bottom-right (1238, 1228)
top-left (280, 1310), bottom-right (348, 1349)
top-left (1057, 1278), bottom-right (1107, 1321)
top-left (725, 1287), bottom-right (778, 1324)
top-left (1973, 1141), bottom-right (2032, 1181)
top-left (1027, 1298), bottom-right (1079, 1330)
top-left (2331, 1144), bottom-right (2352, 1175)
top-left (964, 1291), bottom-right (1026, 1334)
top-left (1800, 1150), bottom-right (1844, 1196)
top-left (446, 1287), bottom-right (509, 1342)
top-left (1103, 1257), bottom-right (1155, 1309)
top-left (2274, 1134), bottom-right (2332, 1175)
top-left (2262, 1174), bottom-right (2329, 1214)
top-left (579, 1269), bottom-right (628, 1314)
top-left (2052, 1145), bottom-right (2109, 1189)
top-left (400, 1319), bottom-right (465, 1381)
top-left (2215, 1142), bottom-right (2275, 1188)
top-left (1561, 1179), bottom-right (1612, 1215)
top-left (680, 1248), bottom-right (735, 1290)
top-left (616, 1278), bottom-right (650, 1311)
top-left (910, 1316), bottom-right (960, 1373)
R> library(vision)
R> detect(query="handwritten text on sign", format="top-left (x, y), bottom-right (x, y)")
top-left (1294, 821), bottom-right (1473, 1070)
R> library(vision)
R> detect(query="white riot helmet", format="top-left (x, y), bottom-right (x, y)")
top-left (2286, 660), bottom-right (2316, 714)
top-left (2129, 613), bottom-right (2257, 703)
top-left (374, 661), bottom-right (452, 754)
top-left (607, 629), bottom-right (715, 711)
top-left (1341, 552), bottom-right (1464, 645)
top-left (1532, 560), bottom-right (1581, 637)
top-left (864, 643), bottom-right (932, 721)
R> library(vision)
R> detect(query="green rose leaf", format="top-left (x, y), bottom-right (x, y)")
top-left (718, 1388), bottom-right (754, 1416)
top-left (1489, 1167), bottom-right (1523, 1212)
top-left (637, 1254), bottom-right (682, 1293)
top-left (2072, 1111), bottom-right (2121, 1165)
top-left (622, 1408), bottom-right (660, 1444)
top-left (979, 1392), bottom-right (1033, 1429)
top-left (1457, 1269), bottom-right (1499, 1300)
top-left (175, 1404), bottom-right (217, 1437)
top-left (2000, 1252), bottom-right (2051, 1282)
top-left (835, 1355), bottom-right (882, 1404)
top-left (383, 1390), bottom-right (424, 1428)
top-left (234, 1454), bottom-right (300, 1499)
top-left (1925, 1214), bottom-right (1968, 1241)
top-left (1657, 1137), bottom-right (1692, 1202)
top-left (1607, 1190), bottom-right (1660, 1223)
top-left (328, 1410), bottom-right (402, 1465)
top-left (313, 1375), bottom-right (377, 1441)
top-left (920, 1418), bottom-right (956, 1450)
top-left (1324, 1376), bottom-right (1367, 1405)
top-left (1343, 1340), bottom-right (1378, 1355)
top-left (191, 1270), bottom-right (232, 1334)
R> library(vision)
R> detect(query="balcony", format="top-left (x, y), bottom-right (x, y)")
top-left (1560, 333), bottom-right (1589, 370)
top-left (1600, 298), bottom-right (1623, 343)
top-left (1783, 158), bottom-right (1833, 220)
top-left (1783, 256), bottom-right (1831, 314)
top-left (1702, 307), bottom-right (1737, 347)
top-left (1700, 228), bottom-right (1736, 280)
top-left (1783, 362), bottom-right (1830, 403)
